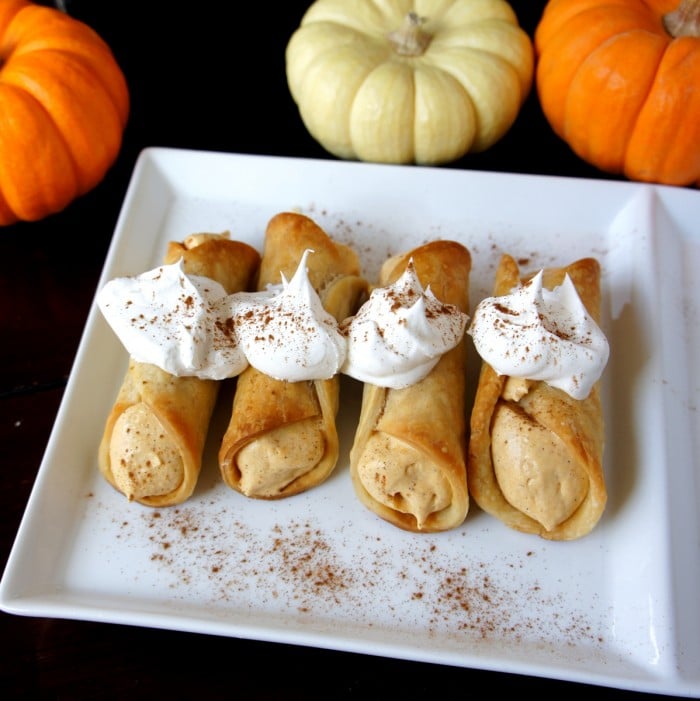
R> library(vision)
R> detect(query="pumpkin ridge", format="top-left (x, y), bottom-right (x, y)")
top-left (350, 60), bottom-right (417, 163)
top-left (10, 41), bottom-right (129, 125)
top-left (30, 11), bottom-right (128, 115)
top-left (2, 4), bottom-right (105, 60)
top-left (536, 4), bottom-right (664, 134)
top-left (36, 46), bottom-right (128, 127)
top-left (411, 62), bottom-right (476, 162)
top-left (2, 49), bottom-right (123, 191)
top-left (624, 34), bottom-right (700, 183)
top-left (10, 44), bottom-right (127, 108)
top-left (430, 30), bottom-right (534, 93)
top-left (0, 82), bottom-right (79, 222)
top-left (562, 29), bottom-right (666, 171)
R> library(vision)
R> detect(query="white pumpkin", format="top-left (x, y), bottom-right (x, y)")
top-left (285, 0), bottom-right (534, 165)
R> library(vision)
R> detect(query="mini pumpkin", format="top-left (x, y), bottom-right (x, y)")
top-left (285, 0), bottom-right (533, 165)
top-left (535, 0), bottom-right (700, 186)
top-left (0, 0), bottom-right (129, 225)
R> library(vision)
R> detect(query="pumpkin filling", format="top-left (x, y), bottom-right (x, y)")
top-left (356, 432), bottom-right (451, 530)
top-left (235, 417), bottom-right (325, 497)
top-left (110, 403), bottom-right (183, 501)
top-left (490, 402), bottom-right (589, 532)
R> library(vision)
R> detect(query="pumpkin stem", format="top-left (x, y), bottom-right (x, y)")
top-left (663, 0), bottom-right (700, 37)
top-left (387, 12), bottom-right (432, 56)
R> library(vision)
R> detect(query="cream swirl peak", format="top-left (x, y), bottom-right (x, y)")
top-left (97, 258), bottom-right (248, 381)
top-left (234, 249), bottom-right (347, 381)
top-left (340, 258), bottom-right (469, 389)
top-left (98, 250), bottom-right (347, 383)
top-left (468, 270), bottom-right (609, 400)
top-left (98, 251), bottom-right (470, 387)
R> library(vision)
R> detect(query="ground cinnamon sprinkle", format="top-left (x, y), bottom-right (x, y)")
top-left (107, 499), bottom-right (605, 650)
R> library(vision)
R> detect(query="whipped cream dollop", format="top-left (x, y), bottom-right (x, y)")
top-left (97, 259), bottom-right (248, 380)
top-left (340, 258), bottom-right (469, 389)
top-left (468, 271), bottom-right (609, 400)
top-left (98, 250), bottom-right (346, 383)
top-left (234, 249), bottom-right (346, 381)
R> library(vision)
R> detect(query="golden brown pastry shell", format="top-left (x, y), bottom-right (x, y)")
top-left (467, 254), bottom-right (607, 540)
top-left (218, 212), bottom-right (368, 499)
top-left (98, 234), bottom-right (260, 507)
top-left (349, 240), bottom-right (472, 533)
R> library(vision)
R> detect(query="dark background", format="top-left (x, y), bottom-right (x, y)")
top-left (0, 1), bottom-right (690, 699)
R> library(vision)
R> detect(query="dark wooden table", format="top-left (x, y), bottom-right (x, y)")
top-left (0, 1), bottom-right (690, 698)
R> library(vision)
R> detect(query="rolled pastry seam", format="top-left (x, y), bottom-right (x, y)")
top-left (349, 240), bottom-right (471, 533)
top-left (467, 254), bottom-right (607, 540)
top-left (218, 212), bottom-right (368, 499)
top-left (98, 233), bottom-right (261, 506)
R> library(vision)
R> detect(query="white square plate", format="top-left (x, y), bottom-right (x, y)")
top-left (2, 148), bottom-right (699, 696)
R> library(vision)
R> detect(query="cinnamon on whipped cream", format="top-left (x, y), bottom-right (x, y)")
top-left (96, 258), bottom-right (249, 381)
top-left (233, 249), bottom-right (347, 381)
top-left (340, 258), bottom-right (469, 389)
top-left (98, 250), bottom-right (346, 382)
top-left (468, 270), bottom-right (609, 400)
top-left (99, 250), bottom-right (471, 389)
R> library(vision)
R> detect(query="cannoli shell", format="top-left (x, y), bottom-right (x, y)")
top-left (467, 254), bottom-right (607, 540)
top-left (98, 233), bottom-right (261, 506)
top-left (218, 212), bottom-right (368, 499)
top-left (349, 240), bottom-right (471, 533)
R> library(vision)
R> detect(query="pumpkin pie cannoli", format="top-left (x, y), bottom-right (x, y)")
top-left (98, 233), bottom-right (261, 506)
top-left (218, 212), bottom-right (369, 499)
top-left (467, 254), bottom-right (609, 540)
top-left (346, 240), bottom-right (472, 533)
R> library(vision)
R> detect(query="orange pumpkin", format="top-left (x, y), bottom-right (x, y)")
top-left (534, 0), bottom-right (700, 186)
top-left (0, 0), bottom-right (129, 225)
